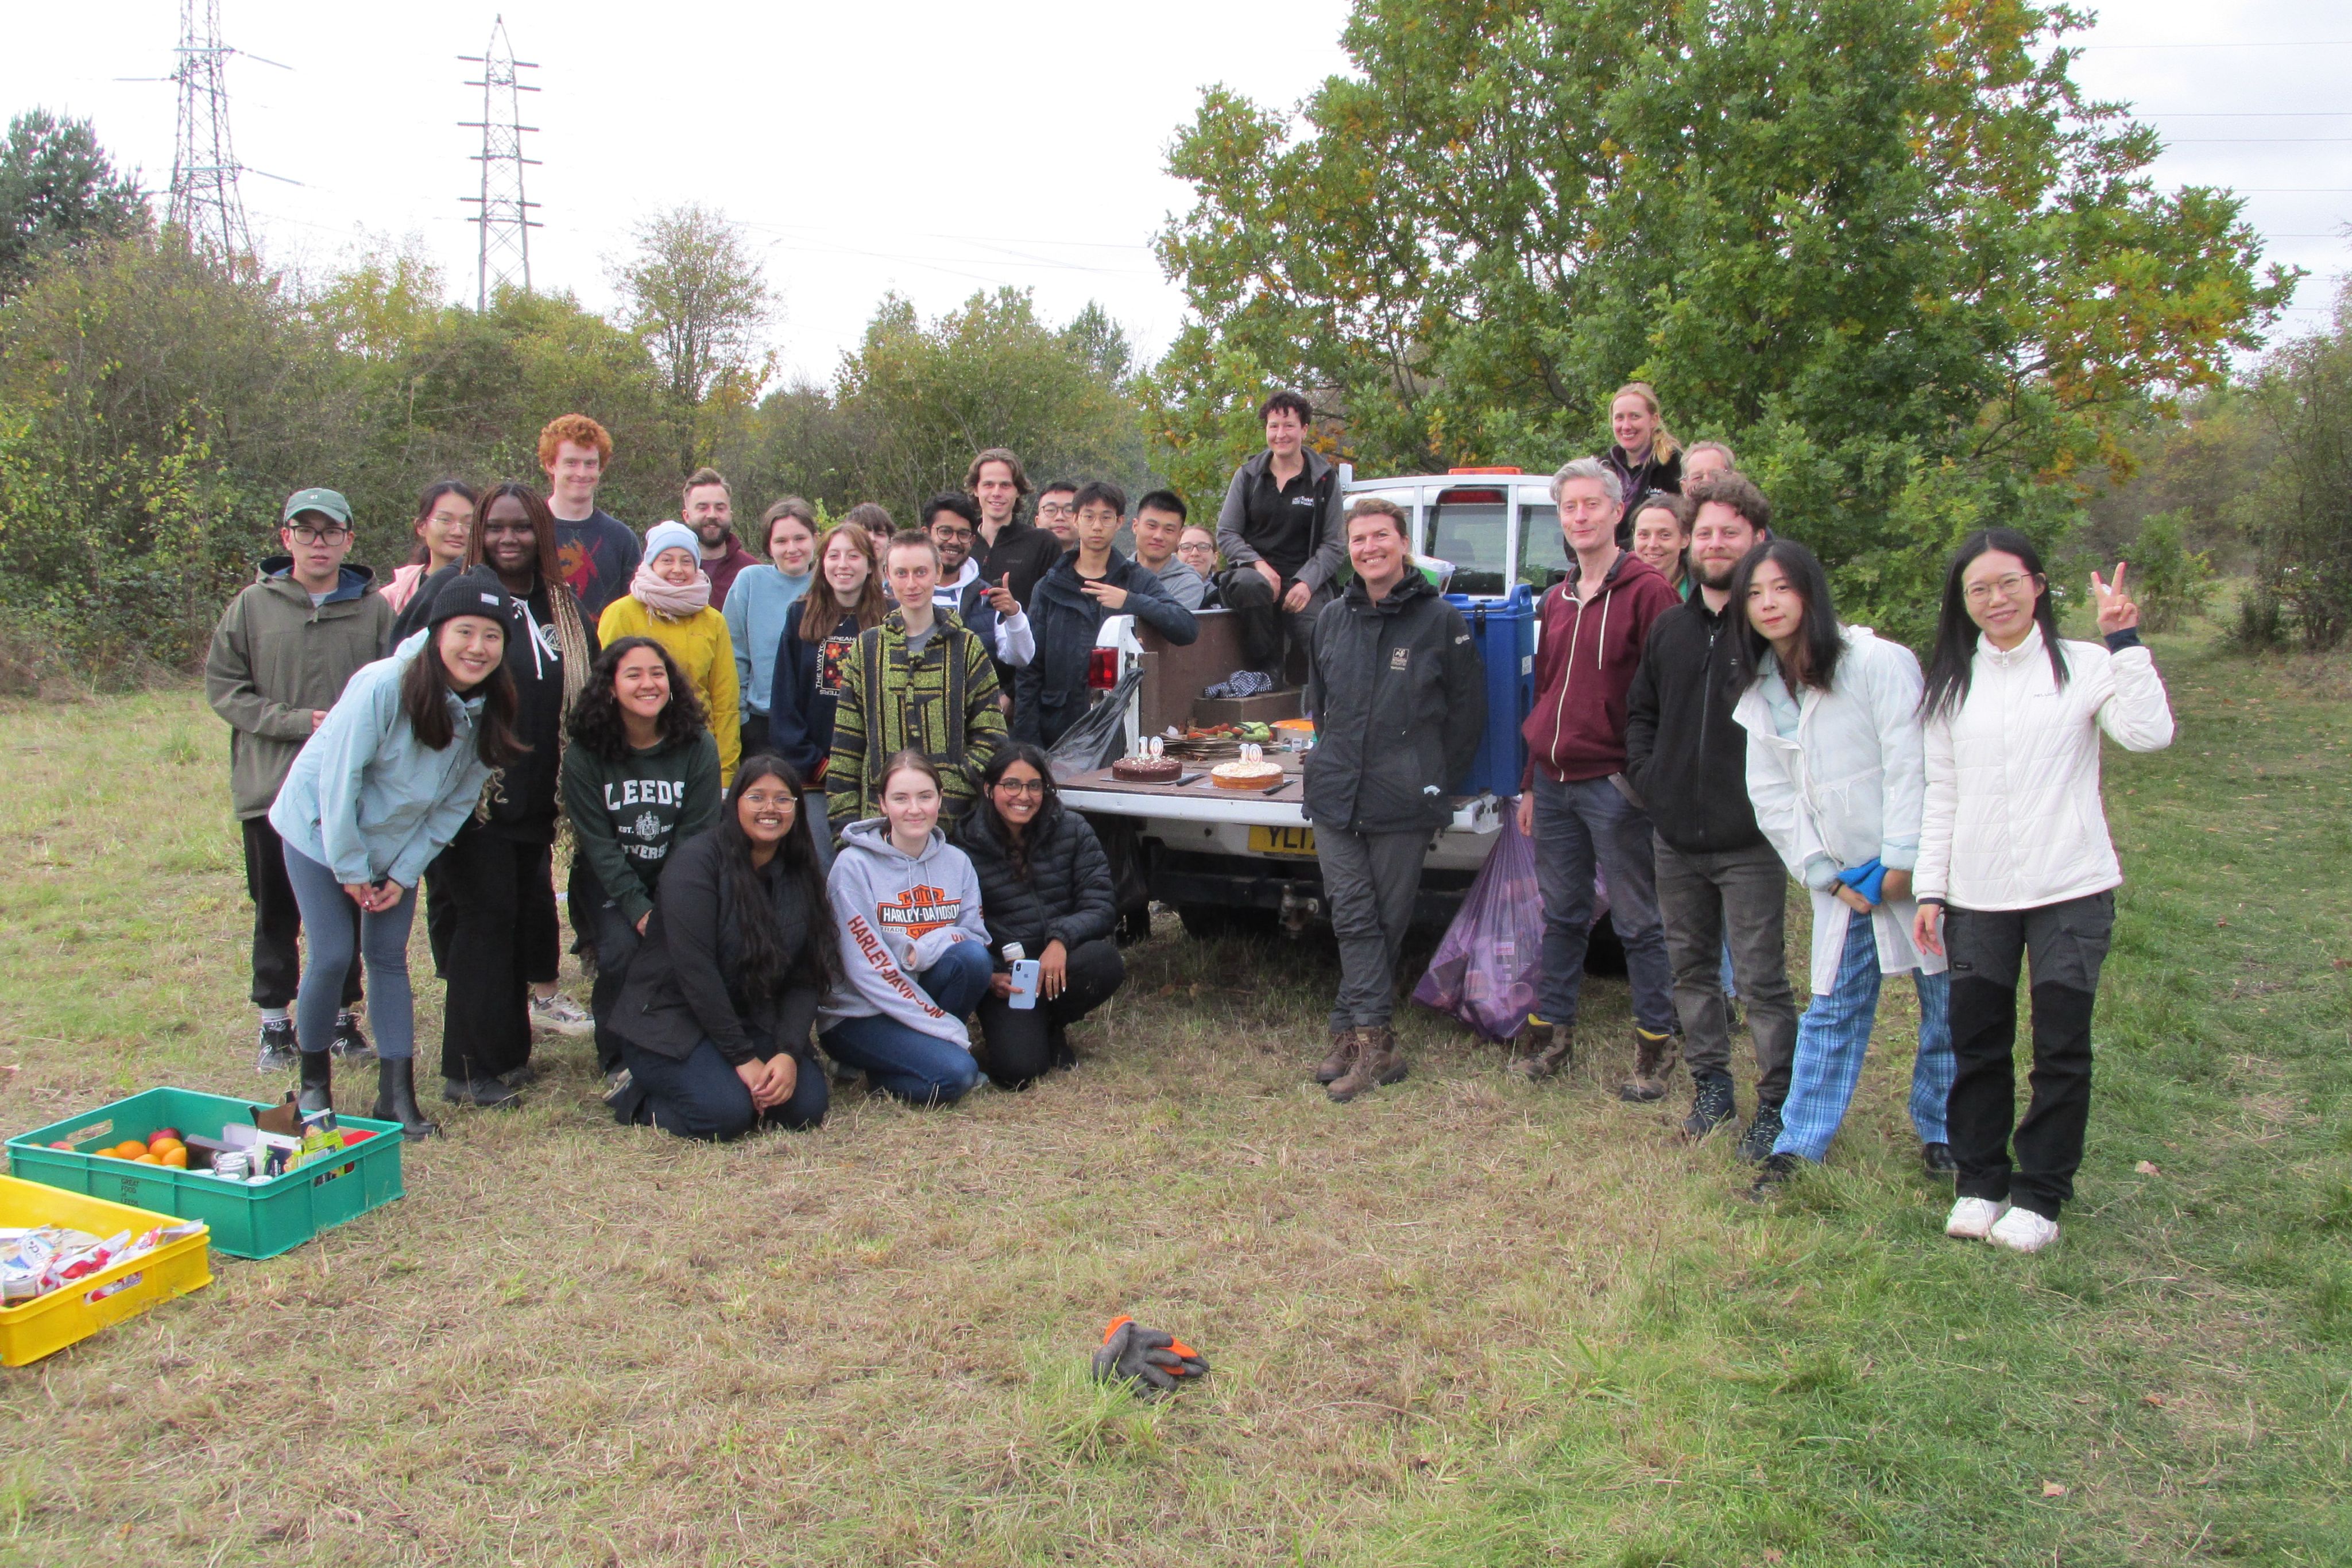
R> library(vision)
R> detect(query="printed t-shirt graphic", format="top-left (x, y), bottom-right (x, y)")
top-left (876, 884), bottom-right (962, 940)
top-left (817, 633), bottom-right (856, 693)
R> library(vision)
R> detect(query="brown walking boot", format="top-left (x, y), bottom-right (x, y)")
top-left (1616, 1025), bottom-right (1680, 1102)
top-left (1328, 1027), bottom-right (1406, 1103)
top-left (1312, 1025), bottom-right (1357, 1086)
top-left (1506, 1020), bottom-right (1575, 1081)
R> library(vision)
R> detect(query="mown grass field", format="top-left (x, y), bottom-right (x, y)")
top-left (0, 625), bottom-right (2346, 1567)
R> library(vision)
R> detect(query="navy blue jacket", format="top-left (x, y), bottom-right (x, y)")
top-left (1014, 550), bottom-right (1197, 746)
top-left (765, 598), bottom-right (865, 783)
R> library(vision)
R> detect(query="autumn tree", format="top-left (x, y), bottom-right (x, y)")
top-left (1150, 0), bottom-right (2296, 639)
top-left (615, 203), bottom-right (775, 474)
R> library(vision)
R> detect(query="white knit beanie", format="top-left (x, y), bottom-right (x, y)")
top-left (643, 520), bottom-right (698, 564)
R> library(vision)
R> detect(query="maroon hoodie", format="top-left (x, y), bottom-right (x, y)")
top-left (1520, 549), bottom-right (1680, 787)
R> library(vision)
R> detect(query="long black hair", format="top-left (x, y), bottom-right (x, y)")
top-left (567, 636), bottom-right (709, 762)
top-left (714, 753), bottom-right (839, 998)
top-left (400, 625), bottom-right (525, 767)
top-left (407, 479), bottom-right (478, 565)
top-left (1920, 528), bottom-right (2068, 721)
top-left (972, 742), bottom-right (1062, 880)
top-left (1727, 539), bottom-right (1843, 694)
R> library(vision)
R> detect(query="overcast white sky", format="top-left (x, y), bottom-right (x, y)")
top-left (7, 1), bottom-right (2346, 386)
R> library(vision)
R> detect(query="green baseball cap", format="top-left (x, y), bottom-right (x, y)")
top-left (281, 487), bottom-right (353, 527)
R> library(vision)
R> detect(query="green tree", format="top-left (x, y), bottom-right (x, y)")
top-left (2241, 289), bottom-right (2352, 649)
top-left (614, 204), bottom-right (775, 475)
top-left (1151, 0), bottom-right (2296, 641)
top-left (817, 288), bottom-right (1150, 522)
top-left (0, 110), bottom-right (148, 300)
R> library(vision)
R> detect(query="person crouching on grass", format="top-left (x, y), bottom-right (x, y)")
top-left (598, 520), bottom-right (742, 784)
top-left (266, 568), bottom-right (528, 1137)
top-left (818, 752), bottom-right (994, 1106)
top-left (561, 637), bottom-right (723, 1096)
top-left (1728, 541), bottom-right (1956, 1195)
top-left (1305, 497), bottom-right (1486, 1102)
top-left (956, 744), bottom-right (1125, 1086)
top-left (605, 756), bottom-right (834, 1139)
top-left (1913, 531), bottom-right (2174, 1255)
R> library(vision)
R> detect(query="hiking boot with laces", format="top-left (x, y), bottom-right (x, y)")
top-left (1313, 1025), bottom-right (1356, 1086)
top-left (1736, 1102), bottom-right (1785, 1164)
top-left (1506, 1020), bottom-right (1575, 1081)
top-left (1617, 1025), bottom-right (1679, 1102)
top-left (1681, 1072), bottom-right (1736, 1140)
top-left (1327, 1027), bottom-right (1406, 1104)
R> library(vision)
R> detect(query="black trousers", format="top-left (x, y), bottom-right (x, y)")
top-left (1217, 569), bottom-right (1329, 685)
top-left (617, 1038), bottom-right (827, 1140)
top-left (426, 824), bottom-right (557, 1085)
top-left (973, 938), bottom-right (1124, 1087)
top-left (740, 713), bottom-right (772, 759)
top-left (582, 881), bottom-right (642, 1075)
top-left (242, 816), bottom-right (361, 1011)
top-left (1944, 892), bottom-right (2114, 1220)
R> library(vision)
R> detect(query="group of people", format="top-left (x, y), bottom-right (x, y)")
top-left (206, 387), bottom-right (2174, 1255)
top-left (1401, 383), bottom-right (2173, 1257)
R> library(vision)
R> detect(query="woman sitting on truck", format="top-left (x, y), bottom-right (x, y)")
top-left (1597, 382), bottom-right (1682, 545)
top-left (956, 744), bottom-right (1125, 1087)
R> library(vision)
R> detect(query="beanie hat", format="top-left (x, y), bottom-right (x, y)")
top-left (644, 520), bottom-right (699, 565)
top-left (427, 566), bottom-right (516, 629)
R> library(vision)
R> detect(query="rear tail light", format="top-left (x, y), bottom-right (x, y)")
top-left (1086, 647), bottom-right (1120, 690)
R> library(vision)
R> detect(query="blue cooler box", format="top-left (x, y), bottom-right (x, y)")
top-left (1445, 584), bottom-right (1536, 797)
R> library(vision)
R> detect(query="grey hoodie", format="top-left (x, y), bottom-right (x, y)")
top-left (819, 817), bottom-right (991, 1048)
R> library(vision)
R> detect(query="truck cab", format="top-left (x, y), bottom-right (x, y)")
top-left (1058, 466), bottom-right (1603, 943)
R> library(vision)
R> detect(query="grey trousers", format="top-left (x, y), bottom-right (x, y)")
top-left (1316, 824), bottom-right (1428, 1031)
top-left (1653, 838), bottom-right (1800, 1108)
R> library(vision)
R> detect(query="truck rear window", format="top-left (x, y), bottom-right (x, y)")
top-left (1427, 489), bottom-right (1510, 596)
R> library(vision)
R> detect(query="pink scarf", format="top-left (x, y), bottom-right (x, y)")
top-left (629, 561), bottom-right (711, 619)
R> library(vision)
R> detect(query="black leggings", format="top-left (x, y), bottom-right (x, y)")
top-left (426, 826), bottom-right (557, 1085)
top-left (973, 938), bottom-right (1125, 1087)
top-left (1944, 893), bottom-right (2114, 1221)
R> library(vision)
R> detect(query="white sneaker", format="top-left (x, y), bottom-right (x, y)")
top-left (1988, 1206), bottom-right (2060, 1254)
top-left (528, 990), bottom-right (594, 1037)
top-left (1944, 1196), bottom-right (2010, 1240)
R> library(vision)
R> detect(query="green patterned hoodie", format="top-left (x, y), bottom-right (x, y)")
top-left (825, 608), bottom-right (1005, 835)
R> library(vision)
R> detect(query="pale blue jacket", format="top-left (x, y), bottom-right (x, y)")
top-left (268, 629), bottom-right (494, 888)
top-left (723, 564), bottom-right (811, 721)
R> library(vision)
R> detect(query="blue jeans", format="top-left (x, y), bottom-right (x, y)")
top-left (1773, 911), bottom-right (1955, 1163)
top-left (819, 939), bottom-right (992, 1105)
top-left (618, 1037), bottom-right (827, 1140)
top-left (283, 843), bottom-right (419, 1060)
top-left (1529, 773), bottom-right (1675, 1032)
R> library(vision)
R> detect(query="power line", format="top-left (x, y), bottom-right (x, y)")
top-left (458, 14), bottom-right (540, 311)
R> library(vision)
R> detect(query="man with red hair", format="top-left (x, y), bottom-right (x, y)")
top-left (539, 414), bottom-right (639, 621)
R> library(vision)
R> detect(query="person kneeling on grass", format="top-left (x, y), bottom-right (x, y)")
top-left (562, 637), bottom-right (722, 1095)
top-left (956, 744), bottom-right (1125, 1086)
top-left (818, 752), bottom-right (993, 1106)
top-left (606, 756), bottom-right (834, 1139)
top-left (1728, 541), bottom-right (1956, 1197)
top-left (267, 568), bottom-right (529, 1137)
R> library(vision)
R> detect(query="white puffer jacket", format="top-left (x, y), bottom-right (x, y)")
top-left (1735, 627), bottom-right (1943, 994)
top-left (1914, 625), bottom-right (2174, 912)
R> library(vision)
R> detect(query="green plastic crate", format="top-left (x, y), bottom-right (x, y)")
top-left (7, 1087), bottom-right (403, 1260)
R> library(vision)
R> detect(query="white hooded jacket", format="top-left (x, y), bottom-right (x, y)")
top-left (1914, 624), bottom-right (2174, 912)
top-left (1735, 626), bottom-right (1943, 994)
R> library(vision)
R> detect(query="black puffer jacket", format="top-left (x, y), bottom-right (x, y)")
top-left (955, 803), bottom-right (1116, 959)
top-left (1302, 571), bottom-right (1487, 833)
top-left (1623, 593), bottom-right (1766, 855)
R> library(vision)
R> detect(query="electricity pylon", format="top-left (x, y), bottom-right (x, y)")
top-left (168, 0), bottom-right (254, 259)
top-left (459, 16), bottom-right (541, 311)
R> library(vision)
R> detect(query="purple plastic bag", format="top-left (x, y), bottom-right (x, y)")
top-left (1413, 811), bottom-right (1545, 1041)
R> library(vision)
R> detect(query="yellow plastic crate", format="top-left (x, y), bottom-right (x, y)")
top-left (0, 1174), bottom-right (211, 1367)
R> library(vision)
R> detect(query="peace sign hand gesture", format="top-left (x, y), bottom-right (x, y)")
top-left (2090, 563), bottom-right (2138, 636)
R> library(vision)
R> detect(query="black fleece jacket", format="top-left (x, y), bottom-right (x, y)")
top-left (1623, 591), bottom-right (1766, 855)
top-left (1302, 571), bottom-right (1487, 833)
top-left (611, 831), bottom-right (829, 1064)
top-left (954, 804), bottom-right (1117, 961)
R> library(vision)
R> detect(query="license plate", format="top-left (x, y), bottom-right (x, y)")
top-left (1248, 824), bottom-right (1317, 857)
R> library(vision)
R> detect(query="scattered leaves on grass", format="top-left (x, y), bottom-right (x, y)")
top-left (2136, 1160), bottom-right (2162, 1175)
top-left (2042, 1481), bottom-right (2070, 1498)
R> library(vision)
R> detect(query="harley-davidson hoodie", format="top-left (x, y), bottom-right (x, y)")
top-left (818, 817), bottom-right (992, 1048)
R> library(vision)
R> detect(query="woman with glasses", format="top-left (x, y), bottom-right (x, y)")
top-left (1912, 529), bottom-right (2174, 1255)
top-left (605, 755), bottom-right (835, 1139)
top-left (956, 744), bottom-right (1125, 1085)
top-left (382, 481), bottom-right (478, 614)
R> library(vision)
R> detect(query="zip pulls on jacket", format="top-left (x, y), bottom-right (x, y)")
top-left (1544, 574), bottom-right (1621, 773)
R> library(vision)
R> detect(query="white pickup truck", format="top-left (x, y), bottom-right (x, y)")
top-left (1062, 467), bottom-right (1614, 947)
